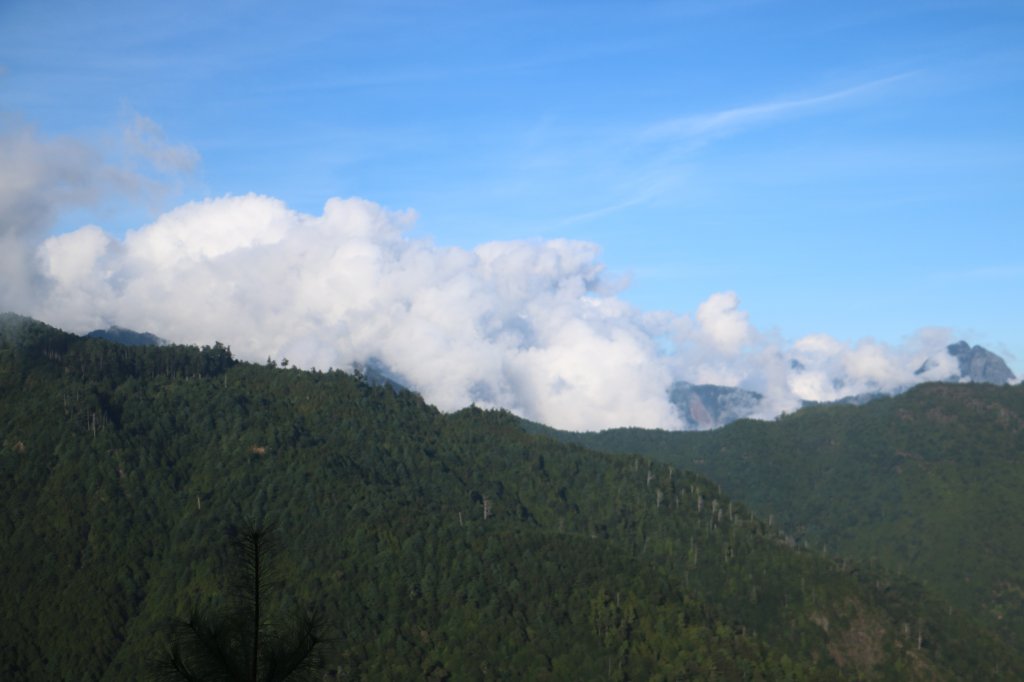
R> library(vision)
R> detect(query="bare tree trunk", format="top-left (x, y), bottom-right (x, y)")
top-left (251, 531), bottom-right (262, 682)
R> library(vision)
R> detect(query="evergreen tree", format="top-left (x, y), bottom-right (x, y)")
top-left (152, 524), bottom-right (329, 682)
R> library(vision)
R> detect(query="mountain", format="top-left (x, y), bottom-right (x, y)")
top-left (945, 340), bottom-right (1016, 384)
top-left (669, 381), bottom-right (764, 430)
top-left (2, 313), bottom-right (1020, 680)
top-left (533, 381), bottom-right (1024, 654)
top-left (83, 323), bottom-right (1014, 432)
top-left (672, 341), bottom-right (1016, 430)
top-left (352, 356), bottom-right (411, 393)
top-left (86, 325), bottom-right (166, 347)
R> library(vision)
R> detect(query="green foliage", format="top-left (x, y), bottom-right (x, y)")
top-left (152, 524), bottom-right (329, 682)
top-left (539, 382), bottom-right (1024, 657)
top-left (1, 315), bottom-right (1021, 680)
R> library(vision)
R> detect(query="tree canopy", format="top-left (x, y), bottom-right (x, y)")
top-left (1, 314), bottom-right (1021, 680)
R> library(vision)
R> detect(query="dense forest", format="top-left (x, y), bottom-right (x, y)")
top-left (532, 379), bottom-right (1024, 655)
top-left (1, 313), bottom-right (1021, 680)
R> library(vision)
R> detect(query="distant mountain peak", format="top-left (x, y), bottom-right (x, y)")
top-left (351, 357), bottom-right (411, 394)
top-left (669, 381), bottom-right (763, 430)
top-left (673, 341), bottom-right (1015, 431)
top-left (946, 340), bottom-right (1016, 384)
top-left (86, 325), bottom-right (166, 347)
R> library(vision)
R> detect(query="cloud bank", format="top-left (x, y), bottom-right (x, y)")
top-left (12, 192), bottom-right (957, 431)
top-left (1, 120), bottom-right (963, 431)
top-left (30, 195), bottom-right (680, 430)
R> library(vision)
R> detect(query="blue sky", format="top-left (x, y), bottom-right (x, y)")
top-left (1, 1), bottom-right (1022, 427)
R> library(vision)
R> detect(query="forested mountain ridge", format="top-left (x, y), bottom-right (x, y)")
top-left (1, 313), bottom-right (1021, 680)
top-left (533, 381), bottom-right (1024, 653)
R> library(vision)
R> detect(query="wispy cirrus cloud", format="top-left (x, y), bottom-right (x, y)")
top-left (553, 73), bottom-right (917, 226)
top-left (558, 189), bottom-right (663, 226)
top-left (647, 72), bottom-right (916, 141)
top-left (943, 264), bottom-right (1024, 282)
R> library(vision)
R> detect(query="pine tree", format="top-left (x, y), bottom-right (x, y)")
top-left (152, 523), bottom-right (330, 682)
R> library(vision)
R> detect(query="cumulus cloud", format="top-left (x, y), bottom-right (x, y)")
top-left (0, 116), bottom-right (197, 312)
top-left (695, 291), bottom-right (752, 355)
top-left (1, 119), bottom-right (968, 431)
top-left (0, 124), bottom-right (101, 308)
top-left (31, 195), bottom-right (679, 430)
top-left (20, 192), bottom-right (966, 431)
top-left (783, 332), bottom-right (958, 404)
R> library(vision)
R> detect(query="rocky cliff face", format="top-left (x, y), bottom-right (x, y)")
top-left (946, 341), bottom-right (1016, 384)
top-left (668, 381), bottom-right (764, 430)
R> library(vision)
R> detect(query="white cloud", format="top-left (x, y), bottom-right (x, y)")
top-left (0, 124), bottom-right (106, 238)
top-left (0, 124), bottom-right (110, 312)
top-left (33, 195), bottom-right (681, 430)
top-left (0, 117), bottom-right (197, 313)
top-left (781, 330), bottom-right (959, 404)
top-left (0, 115), bottom-right (968, 430)
top-left (22, 192), bottom-right (967, 431)
top-left (695, 291), bottom-right (751, 354)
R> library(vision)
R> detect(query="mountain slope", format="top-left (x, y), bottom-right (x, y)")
top-left (536, 382), bottom-right (1024, 652)
top-left (1, 314), bottom-right (1020, 680)
top-left (671, 341), bottom-right (1016, 430)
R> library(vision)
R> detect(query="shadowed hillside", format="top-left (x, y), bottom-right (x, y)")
top-left (534, 381), bottom-right (1024, 654)
top-left (1, 314), bottom-right (1021, 680)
